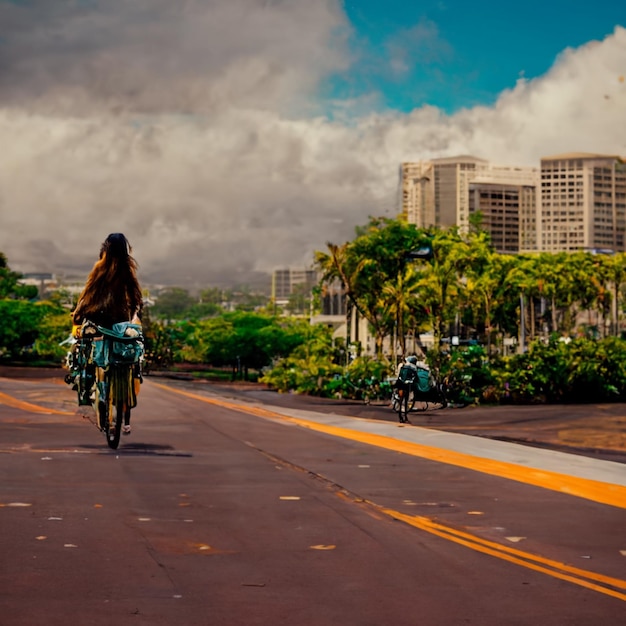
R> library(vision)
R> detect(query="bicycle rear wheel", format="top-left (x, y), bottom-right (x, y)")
top-left (94, 370), bottom-right (108, 432)
top-left (400, 390), bottom-right (411, 423)
top-left (397, 385), bottom-right (413, 423)
top-left (106, 403), bottom-right (123, 449)
top-left (105, 366), bottom-right (133, 450)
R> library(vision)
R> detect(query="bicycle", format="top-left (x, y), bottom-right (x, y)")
top-left (65, 321), bottom-right (144, 449)
top-left (391, 364), bottom-right (447, 423)
top-left (392, 380), bottom-right (415, 423)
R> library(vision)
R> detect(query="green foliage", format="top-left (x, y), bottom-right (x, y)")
top-left (199, 287), bottom-right (224, 305)
top-left (7, 219), bottom-right (626, 408)
top-left (183, 312), bottom-right (323, 378)
top-left (226, 287), bottom-right (269, 312)
top-left (149, 285), bottom-right (269, 320)
top-left (32, 304), bottom-right (73, 361)
top-left (150, 288), bottom-right (197, 319)
top-left (497, 337), bottom-right (570, 403)
top-left (165, 321), bottom-right (201, 363)
top-left (346, 355), bottom-right (392, 382)
top-left (186, 301), bottom-right (222, 320)
top-left (260, 354), bottom-right (342, 395)
top-left (0, 300), bottom-right (54, 360)
top-left (0, 252), bottom-right (39, 300)
top-left (143, 320), bottom-right (176, 370)
top-left (324, 356), bottom-right (393, 400)
top-left (495, 336), bottom-right (626, 403)
top-left (260, 323), bottom-right (342, 393)
top-left (0, 253), bottom-right (69, 362)
top-left (434, 345), bottom-right (495, 406)
top-left (316, 217), bottom-right (431, 358)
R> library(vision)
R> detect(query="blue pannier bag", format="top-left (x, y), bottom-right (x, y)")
top-left (416, 368), bottom-right (433, 393)
top-left (397, 365), bottom-right (417, 384)
top-left (92, 322), bottom-right (144, 368)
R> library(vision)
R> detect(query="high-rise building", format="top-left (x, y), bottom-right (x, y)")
top-left (466, 169), bottom-right (540, 253)
top-left (432, 155), bottom-right (489, 228)
top-left (540, 153), bottom-right (626, 253)
top-left (400, 161), bottom-right (436, 228)
top-left (401, 156), bottom-right (540, 252)
top-left (271, 267), bottom-right (318, 304)
top-left (468, 183), bottom-right (519, 253)
top-left (401, 156), bottom-right (487, 228)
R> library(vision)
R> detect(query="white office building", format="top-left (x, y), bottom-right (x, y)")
top-left (540, 153), bottom-right (626, 253)
top-left (401, 156), bottom-right (540, 252)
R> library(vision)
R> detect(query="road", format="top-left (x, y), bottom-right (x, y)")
top-left (1, 370), bottom-right (625, 625)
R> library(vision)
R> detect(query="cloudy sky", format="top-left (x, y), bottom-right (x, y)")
top-left (0, 0), bottom-right (624, 288)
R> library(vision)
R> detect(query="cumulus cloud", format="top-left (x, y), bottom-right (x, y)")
top-left (0, 0), bottom-right (624, 288)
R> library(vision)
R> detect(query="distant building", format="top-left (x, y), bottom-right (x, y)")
top-left (19, 272), bottom-right (57, 299)
top-left (271, 267), bottom-right (318, 306)
top-left (540, 153), bottom-right (626, 253)
top-left (310, 285), bottom-right (377, 359)
top-left (467, 180), bottom-right (539, 253)
top-left (401, 156), bottom-right (540, 253)
top-left (432, 155), bottom-right (490, 228)
top-left (310, 279), bottom-right (349, 338)
top-left (400, 160), bottom-right (437, 228)
top-left (319, 279), bottom-right (346, 317)
top-left (467, 182), bottom-right (520, 253)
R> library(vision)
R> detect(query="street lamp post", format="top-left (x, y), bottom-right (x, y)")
top-left (399, 242), bottom-right (434, 361)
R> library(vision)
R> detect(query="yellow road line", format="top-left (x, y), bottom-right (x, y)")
top-left (156, 384), bottom-right (626, 509)
top-left (0, 391), bottom-right (74, 416)
top-left (378, 506), bottom-right (626, 602)
top-left (154, 383), bottom-right (626, 510)
top-left (157, 383), bottom-right (626, 602)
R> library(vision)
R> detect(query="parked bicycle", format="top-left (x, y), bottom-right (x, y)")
top-left (65, 321), bottom-right (144, 449)
top-left (392, 360), bottom-right (447, 423)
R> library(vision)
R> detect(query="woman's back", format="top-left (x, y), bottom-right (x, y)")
top-left (72, 233), bottom-right (143, 328)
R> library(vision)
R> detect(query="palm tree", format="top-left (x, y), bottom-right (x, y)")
top-left (381, 263), bottom-right (423, 359)
top-left (602, 253), bottom-right (626, 336)
top-left (412, 228), bottom-right (475, 352)
top-left (315, 242), bottom-right (360, 364)
top-left (465, 252), bottom-right (515, 355)
top-left (316, 218), bottom-right (427, 361)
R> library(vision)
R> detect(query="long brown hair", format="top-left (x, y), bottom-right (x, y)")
top-left (72, 233), bottom-right (143, 326)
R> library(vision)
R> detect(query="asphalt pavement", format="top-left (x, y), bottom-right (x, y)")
top-left (159, 374), bottom-right (626, 465)
top-left (1, 365), bottom-right (625, 464)
top-left (2, 365), bottom-right (626, 624)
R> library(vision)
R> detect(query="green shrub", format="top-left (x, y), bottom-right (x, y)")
top-left (324, 356), bottom-right (393, 400)
top-left (495, 336), bottom-right (626, 404)
top-left (433, 345), bottom-right (494, 406)
top-left (260, 354), bottom-right (342, 396)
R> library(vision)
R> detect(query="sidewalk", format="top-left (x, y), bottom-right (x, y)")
top-left (182, 378), bottom-right (626, 464)
top-left (159, 381), bottom-right (626, 510)
top-left (261, 403), bottom-right (626, 489)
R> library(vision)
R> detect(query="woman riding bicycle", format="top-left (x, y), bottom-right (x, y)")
top-left (72, 233), bottom-right (143, 434)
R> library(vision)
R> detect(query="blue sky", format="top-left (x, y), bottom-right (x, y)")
top-left (329, 0), bottom-right (624, 113)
